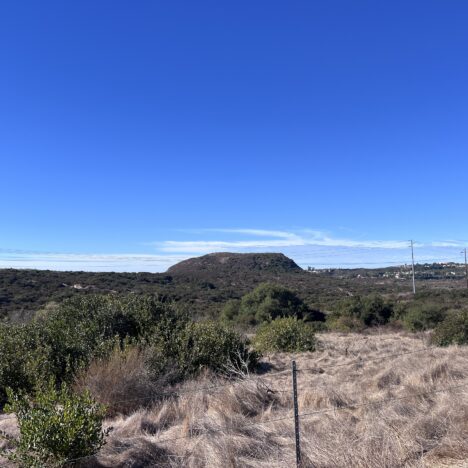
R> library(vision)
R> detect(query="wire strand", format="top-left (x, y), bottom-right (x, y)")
top-left (5, 375), bottom-right (468, 465)
top-left (0, 340), bottom-right (436, 420)
top-left (298, 344), bottom-right (438, 373)
top-left (145, 379), bottom-right (468, 444)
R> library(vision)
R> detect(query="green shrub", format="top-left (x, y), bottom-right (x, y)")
top-left (0, 295), bottom-right (185, 407)
top-left (326, 315), bottom-right (365, 332)
top-left (306, 320), bottom-right (329, 333)
top-left (220, 299), bottom-right (241, 323)
top-left (4, 384), bottom-right (106, 467)
top-left (360, 295), bottom-right (394, 325)
top-left (431, 310), bottom-right (468, 346)
top-left (0, 325), bottom-right (38, 407)
top-left (1, 295), bottom-right (256, 414)
top-left (253, 317), bottom-right (316, 353)
top-left (223, 283), bottom-right (325, 326)
top-left (402, 305), bottom-right (446, 331)
top-left (330, 294), bottom-right (394, 328)
top-left (148, 321), bottom-right (258, 378)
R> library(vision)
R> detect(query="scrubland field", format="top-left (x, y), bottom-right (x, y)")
top-left (2, 332), bottom-right (468, 467)
top-left (73, 334), bottom-right (468, 467)
top-left (1, 254), bottom-right (468, 467)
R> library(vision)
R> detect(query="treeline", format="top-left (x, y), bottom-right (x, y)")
top-left (3, 262), bottom-right (467, 323)
top-left (0, 269), bottom-right (172, 320)
top-left (222, 283), bottom-right (468, 346)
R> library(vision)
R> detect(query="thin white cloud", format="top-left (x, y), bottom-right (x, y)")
top-left (209, 229), bottom-right (302, 240)
top-left (159, 238), bottom-right (305, 253)
top-left (156, 230), bottom-right (410, 253)
top-left (429, 241), bottom-right (466, 248)
top-left (149, 230), bottom-right (468, 273)
top-left (0, 250), bottom-right (187, 273)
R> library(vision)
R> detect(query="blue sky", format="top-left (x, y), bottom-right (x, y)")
top-left (1, 1), bottom-right (468, 271)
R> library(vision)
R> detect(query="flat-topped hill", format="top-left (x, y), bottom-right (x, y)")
top-left (167, 252), bottom-right (302, 276)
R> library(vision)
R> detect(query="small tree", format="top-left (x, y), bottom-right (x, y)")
top-left (4, 384), bottom-right (107, 467)
top-left (360, 295), bottom-right (393, 325)
top-left (225, 283), bottom-right (324, 326)
top-left (331, 294), bottom-right (394, 327)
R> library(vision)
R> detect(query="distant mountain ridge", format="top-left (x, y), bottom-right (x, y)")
top-left (167, 252), bottom-right (302, 276)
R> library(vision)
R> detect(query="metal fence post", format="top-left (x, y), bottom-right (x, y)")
top-left (292, 360), bottom-right (301, 467)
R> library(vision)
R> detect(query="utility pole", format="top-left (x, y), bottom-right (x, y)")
top-left (410, 240), bottom-right (416, 295)
top-left (463, 248), bottom-right (468, 289)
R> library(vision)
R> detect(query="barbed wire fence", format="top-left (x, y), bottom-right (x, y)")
top-left (1, 339), bottom-right (465, 467)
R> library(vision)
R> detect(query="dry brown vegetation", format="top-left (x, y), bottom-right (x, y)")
top-left (73, 346), bottom-right (165, 417)
top-left (0, 415), bottom-right (18, 467)
top-left (2, 332), bottom-right (468, 467)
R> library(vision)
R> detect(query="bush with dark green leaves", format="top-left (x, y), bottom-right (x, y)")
top-left (253, 317), bottom-right (316, 353)
top-left (326, 315), bottom-right (366, 332)
top-left (148, 320), bottom-right (259, 379)
top-left (0, 295), bottom-right (187, 407)
top-left (0, 293), bottom-right (261, 410)
top-left (328, 294), bottom-right (394, 329)
top-left (0, 325), bottom-right (39, 407)
top-left (431, 310), bottom-right (468, 346)
top-left (4, 384), bottom-right (106, 467)
top-left (402, 304), bottom-right (447, 331)
top-left (32, 294), bottom-right (186, 385)
top-left (221, 283), bottom-right (325, 326)
top-left (221, 299), bottom-right (242, 323)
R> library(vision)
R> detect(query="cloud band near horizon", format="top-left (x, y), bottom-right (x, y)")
top-left (155, 229), bottom-right (466, 253)
top-left (1, 229), bottom-right (466, 272)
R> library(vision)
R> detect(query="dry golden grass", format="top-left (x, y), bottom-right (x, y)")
top-left (2, 332), bottom-right (468, 467)
top-left (0, 414), bottom-right (18, 467)
top-left (73, 346), bottom-right (166, 417)
top-left (93, 332), bottom-right (468, 467)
